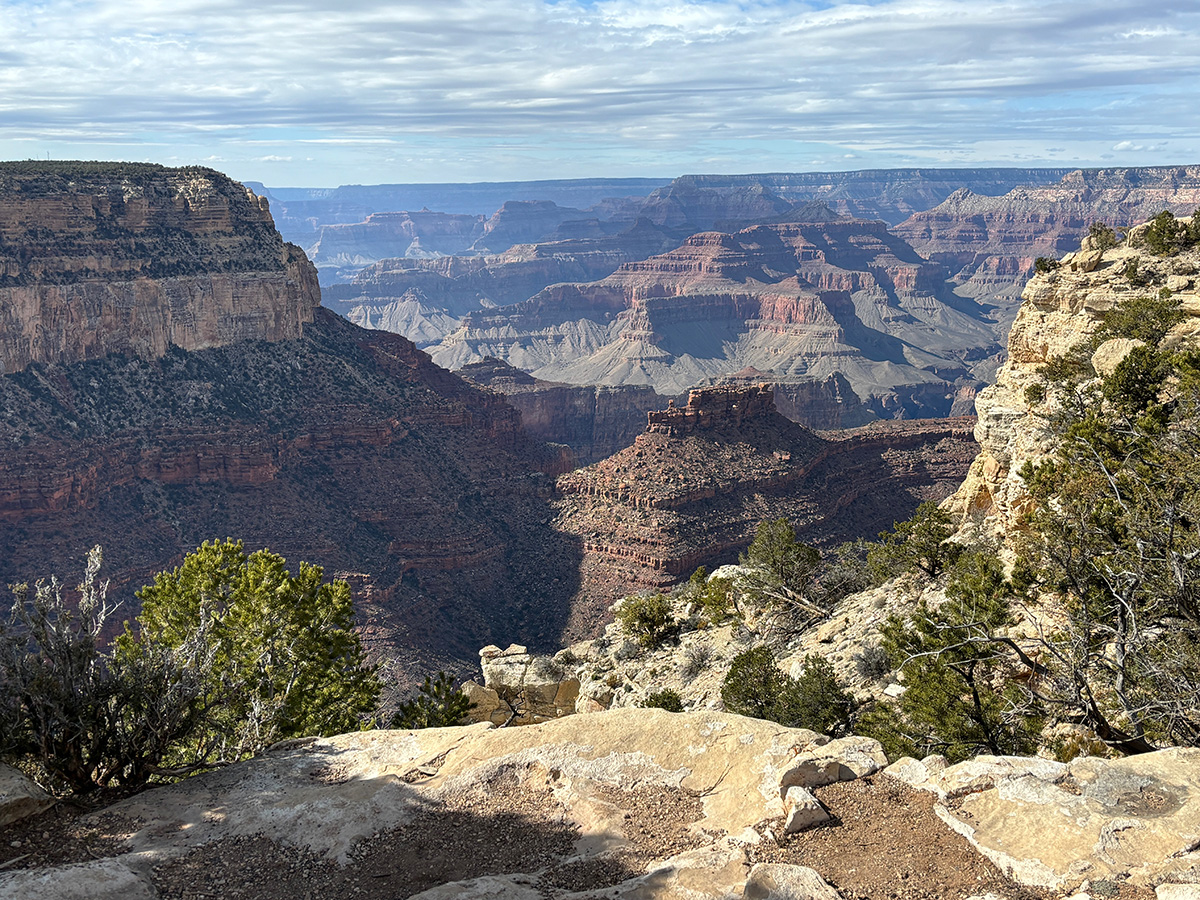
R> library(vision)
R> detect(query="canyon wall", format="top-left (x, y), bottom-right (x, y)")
top-left (0, 162), bottom-right (318, 374)
top-left (945, 216), bottom-right (1200, 541)
top-left (458, 357), bottom-right (669, 464)
top-left (554, 386), bottom-right (978, 635)
top-left (431, 218), bottom-right (997, 415)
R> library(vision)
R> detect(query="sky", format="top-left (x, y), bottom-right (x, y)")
top-left (1, 0), bottom-right (1198, 188)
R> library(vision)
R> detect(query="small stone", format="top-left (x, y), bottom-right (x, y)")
top-left (782, 785), bottom-right (829, 834)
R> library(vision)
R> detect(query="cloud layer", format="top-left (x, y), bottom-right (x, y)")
top-left (1, 0), bottom-right (1197, 185)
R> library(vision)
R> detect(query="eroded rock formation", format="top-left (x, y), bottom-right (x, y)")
top-left (0, 308), bottom-right (584, 673)
top-left (431, 218), bottom-right (998, 413)
top-left (945, 217), bottom-right (1200, 542)
top-left (553, 386), bottom-right (978, 634)
top-left (0, 162), bottom-right (318, 373)
top-left (895, 166), bottom-right (1200, 328)
top-left (324, 218), bottom-right (680, 346)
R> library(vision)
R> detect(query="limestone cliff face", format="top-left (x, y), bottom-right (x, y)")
top-left (0, 162), bottom-right (319, 373)
top-left (946, 219), bottom-right (1200, 540)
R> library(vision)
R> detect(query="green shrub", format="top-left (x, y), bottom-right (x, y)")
top-left (391, 672), bottom-right (476, 729)
top-left (1087, 221), bottom-right (1119, 251)
top-left (786, 655), bottom-right (855, 735)
top-left (721, 646), bottom-right (789, 721)
top-left (861, 549), bottom-right (1043, 762)
top-left (1097, 293), bottom-right (1185, 344)
top-left (698, 576), bottom-right (735, 623)
top-left (127, 540), bottom-right (381, 762)
top-left (1144, 210), bottom-right (1185, 256)
top-left (1034, 257), bottom-right (1060, 273)
top-left (641, 689), bottom-right (684, 712)
top-left (868, 501), bottom-right (959, 580)
top-left (720, 646), bottom-right (852, 735)
top-left (615, 592), bottom-right (677, 649)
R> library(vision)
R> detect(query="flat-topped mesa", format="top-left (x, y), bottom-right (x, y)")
top-left (646, 385), bottom-right (776, 436)
top-left (0, 161), bottom-right (320, 374)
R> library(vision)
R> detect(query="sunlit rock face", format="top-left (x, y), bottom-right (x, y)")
top-left (0, 162), bottom-right (319, 374)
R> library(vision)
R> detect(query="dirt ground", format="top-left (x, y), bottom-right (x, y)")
top-left (0, 773), bottom-right (1154, 900)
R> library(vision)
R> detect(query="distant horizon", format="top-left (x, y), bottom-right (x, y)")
top-left (4, 1), bottom-right (1197, 187)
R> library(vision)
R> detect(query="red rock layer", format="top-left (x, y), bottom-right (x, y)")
top-left (553, 386), bottom-right (978, 636)
top-left (0, 309), bottom-right (580, 674)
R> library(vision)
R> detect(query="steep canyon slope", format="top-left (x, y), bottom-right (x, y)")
top-left (0, 163), bottom-right (582, 676)
top-left (430, 218), bottom-right (999, 416)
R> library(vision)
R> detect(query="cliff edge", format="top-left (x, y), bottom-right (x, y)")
top-left (0, 161), bottom-right (319, 373)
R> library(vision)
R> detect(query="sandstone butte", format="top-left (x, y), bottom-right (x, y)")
top-left (0, 162), bottom-right (979, 679)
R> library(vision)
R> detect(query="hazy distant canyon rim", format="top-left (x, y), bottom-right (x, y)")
top-left (281, 165), bottom-right (1200, 418)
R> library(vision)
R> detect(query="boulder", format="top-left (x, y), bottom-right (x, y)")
top-left (782, 786), bottom-right (828, 834)
top-left (0, 763), bottom-right (53, 827)
top-left (778, 736), bottom-right (887, 795)
top-left (742, 864), bottom-right (843, 900)
top-left (473, 643), bottom-right (580, 725)
top-left (0, 859), bottom-right (156, 900)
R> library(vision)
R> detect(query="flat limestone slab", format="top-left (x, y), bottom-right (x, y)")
top-left (3, 710), bottom-right (865, 900)
top-left (932, 749), bottom-right (1200, 889)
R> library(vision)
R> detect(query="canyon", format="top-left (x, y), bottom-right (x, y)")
top-left (0, 162), bottom-right (980, 679)
top-left (429, 216), bottom-right (998, 415)
top-left (312, 167), bottom-right (1200, 424)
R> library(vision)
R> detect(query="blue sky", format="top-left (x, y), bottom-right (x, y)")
top-left (0, 0), bottom-right (1197, 187)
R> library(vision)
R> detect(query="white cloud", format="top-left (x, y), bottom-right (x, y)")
top-left (1112, 140), bottom-right (1168, 152)
top-left (0, 0), bottom-right (1197, 183)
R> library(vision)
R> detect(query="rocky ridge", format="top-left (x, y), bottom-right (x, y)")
top-left (324, 217), bottom-right (681, 346)
top-left (431, 218), bottom-right (999, 413)
top-left (3, 711), bottom-right (1196, 899)
top-left (551, 385), bottom-right (977, 634)
top-left (945, 216), bottom-right (1200, 542)
top-left (0, 162), bottom-right (318, 374)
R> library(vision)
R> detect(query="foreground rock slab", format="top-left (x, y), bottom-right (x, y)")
top-left (0, 710), bottom-right (885, 900)
top-left (891, 749), bottom-right (1200, 890)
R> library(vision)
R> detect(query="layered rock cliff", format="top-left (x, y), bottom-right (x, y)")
top-left (895, 166), bottom-right (1200, 328)
top-left (0, 162), bottom-right (318, 374)
top-left (458, 357), bottom-right (670, 464)
top-left (945, 215), bottom-right (1200, 541)
top-left (323, 218), bottom-right (681, 345)
top-left (553, 386), bottom-right (978, 635)
top-left (431, 217), bottom-right (999, 415)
